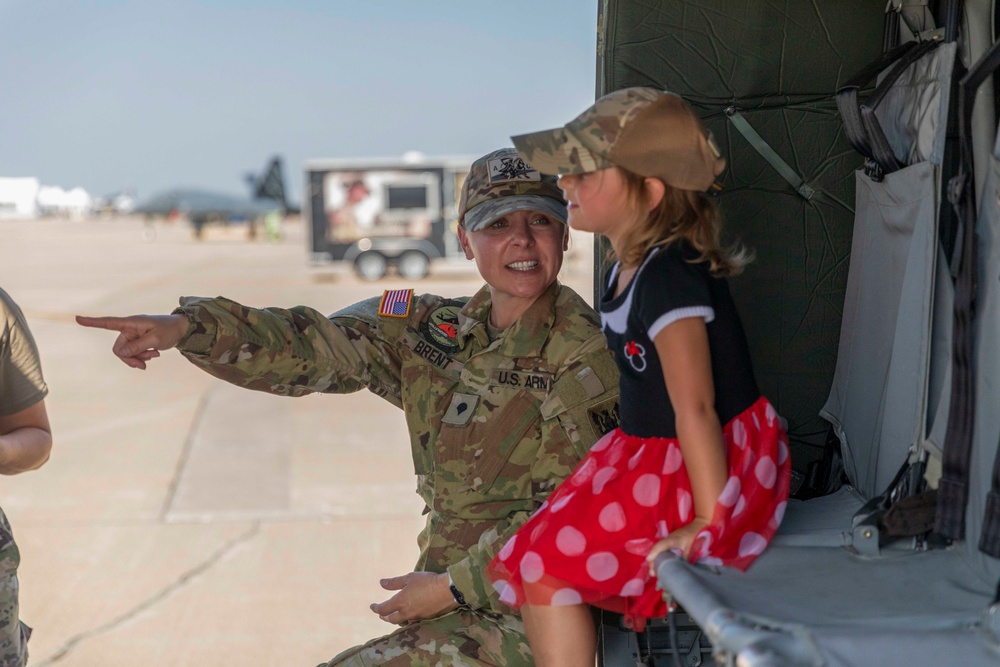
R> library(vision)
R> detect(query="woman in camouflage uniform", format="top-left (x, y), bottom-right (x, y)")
top-left (77, 148), bottom-right (620, 666)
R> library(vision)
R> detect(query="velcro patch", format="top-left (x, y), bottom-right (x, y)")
top-left (399, 330), bottom-right (464, 376)
top-left (491, 369), bottom-right (553, 392)
top-left (378, 289), bottom-right (413, 318)
top-left (487, 155), bottom-right (541, 183)
top-left (575, 366), bottom-right (605, 399)
top-left (412, 339), bottom-right (452, 369)
top-left (587, 398), bottom-right (620, 438)
top-left (442, 393), bottom-right (479, 426)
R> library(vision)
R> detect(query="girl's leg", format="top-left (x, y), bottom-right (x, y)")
top-left (522, 603), bottom-right (596, 667)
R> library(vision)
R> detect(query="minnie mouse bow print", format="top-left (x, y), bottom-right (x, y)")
top-left (624, 340), bottom-right (646, 372)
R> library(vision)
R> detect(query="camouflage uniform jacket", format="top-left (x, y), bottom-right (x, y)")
top-left (174, 282), bottom-right (620, 613)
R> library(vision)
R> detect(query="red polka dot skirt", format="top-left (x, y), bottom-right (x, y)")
top-left (486, 397), bottom-right (790, 631)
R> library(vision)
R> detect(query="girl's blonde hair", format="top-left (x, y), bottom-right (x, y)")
top-left (613, 167), bottom-right (750, 276)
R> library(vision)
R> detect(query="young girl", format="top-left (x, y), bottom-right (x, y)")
top-left (486, 88), bottom-right (791, 665)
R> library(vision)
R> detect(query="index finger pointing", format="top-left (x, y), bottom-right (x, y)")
top-left (76, 315), bottom-right (129, 331)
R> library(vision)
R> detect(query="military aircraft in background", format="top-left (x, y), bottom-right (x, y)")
top-left (135, 156), bottom-right (296, 239)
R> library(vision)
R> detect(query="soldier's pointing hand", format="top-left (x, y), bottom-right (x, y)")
top-left (76, 314), bottom-right (190, 370)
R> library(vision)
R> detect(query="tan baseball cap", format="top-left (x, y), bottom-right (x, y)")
top-left (458, 148), bottom-right (567, 232)
top-left (511, 87), bottom-right (725, 191)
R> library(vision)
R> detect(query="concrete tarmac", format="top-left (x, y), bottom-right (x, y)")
top-left (0, 216), bottom-right (594, 666)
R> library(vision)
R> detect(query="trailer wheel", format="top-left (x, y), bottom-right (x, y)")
top-left (353, 251), bottom-right (388, 281)
top-left (397, 251), bottom-right (430, 280)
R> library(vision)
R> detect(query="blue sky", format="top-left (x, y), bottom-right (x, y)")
top-left (0, 0), bottom-right (598, 203)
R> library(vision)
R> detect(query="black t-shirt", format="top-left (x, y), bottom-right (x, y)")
top-left (599, 243), bottom-right (760, 438)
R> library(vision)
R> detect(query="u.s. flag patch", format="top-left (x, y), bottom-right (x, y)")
top-left (378, 289), bottom-right (413, 318)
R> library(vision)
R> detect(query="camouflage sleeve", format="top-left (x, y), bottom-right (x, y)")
top-left (174, 295), bottom-right (406, 406)
top-left (447, 336), bottom-right (620, 609)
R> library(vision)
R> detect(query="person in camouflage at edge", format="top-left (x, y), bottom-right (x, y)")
top-left (76, 148), bottom-right (620, 666)
top-left (0, 287), bottom-right (56, 667)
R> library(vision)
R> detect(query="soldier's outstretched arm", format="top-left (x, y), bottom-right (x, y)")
top-left (76, 314), bottom-right (190, 370)
top-left (170, 296), bottom-right (406, 403)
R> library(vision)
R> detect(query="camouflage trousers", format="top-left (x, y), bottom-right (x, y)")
top-left (317, 608), bottom-right (532, 667)
top-left (0, 508), bottom-right (29, 667)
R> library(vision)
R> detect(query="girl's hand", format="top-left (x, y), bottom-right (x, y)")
top-left (645, 518), bottom-right (709, 576)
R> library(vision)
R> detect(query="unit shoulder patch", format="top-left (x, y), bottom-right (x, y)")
top-left (420, 302), bottom-right (463, 352)
top-left (587, 398), bottom-right (621, 438)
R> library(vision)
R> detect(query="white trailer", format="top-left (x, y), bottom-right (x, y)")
top-left (304, 154), bottom-right (474, 280)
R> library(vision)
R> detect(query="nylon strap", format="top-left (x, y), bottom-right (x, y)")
top-left (934, 36), bottom-right (988, 543)
top-left (724, 107), bottom-right (814, 200)
top-left (983, 492), bottom-right (1000, 556)
top-left (861, 39), bottom-right (941, 174)
top-left (835, 41), bottom-right (918, 163)
top-left (880, 489), bottom-right (938, 536)
top-left (834, 40), bottom-right (940, 181)
top-left (935, 168), bottom-right (976, 540)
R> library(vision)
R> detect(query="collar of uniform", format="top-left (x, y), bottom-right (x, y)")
top-left (499, 281), bottom-right (560, 359)
top-left (456, 284), bottom-right (493, 348)
top-left (456, 282), bottom-right (560, 357)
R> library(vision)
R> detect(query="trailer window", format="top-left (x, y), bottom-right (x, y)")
top-left (386, 185), bottom-right (428, 210)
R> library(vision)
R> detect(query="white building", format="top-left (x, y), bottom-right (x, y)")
top-left (0, 177), bottom-right (40, 220)
top-left (37, 185), bottom-right (93, 220)
top-left (0, 178), bottom-right (95, 221)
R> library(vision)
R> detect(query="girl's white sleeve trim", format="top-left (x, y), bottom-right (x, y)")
top-left (647, 306), bottom-right (715, 340)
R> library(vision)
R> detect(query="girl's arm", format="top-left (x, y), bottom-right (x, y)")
top-left (647, 317), bottom-right (727, 560)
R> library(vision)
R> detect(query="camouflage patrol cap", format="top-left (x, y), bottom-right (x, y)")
top-left (511, 87), bottom-right (726, 191)
top-left (458, 148), bottom-right (568, 232)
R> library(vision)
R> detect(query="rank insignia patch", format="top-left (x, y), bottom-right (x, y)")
top-left (442, 393), bottom-right (479, 425)
top-left (378, 289), bottom-right (413, 318)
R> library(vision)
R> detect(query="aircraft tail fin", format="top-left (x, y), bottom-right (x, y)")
top-left (249, 156), bottom-right (289, 208)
